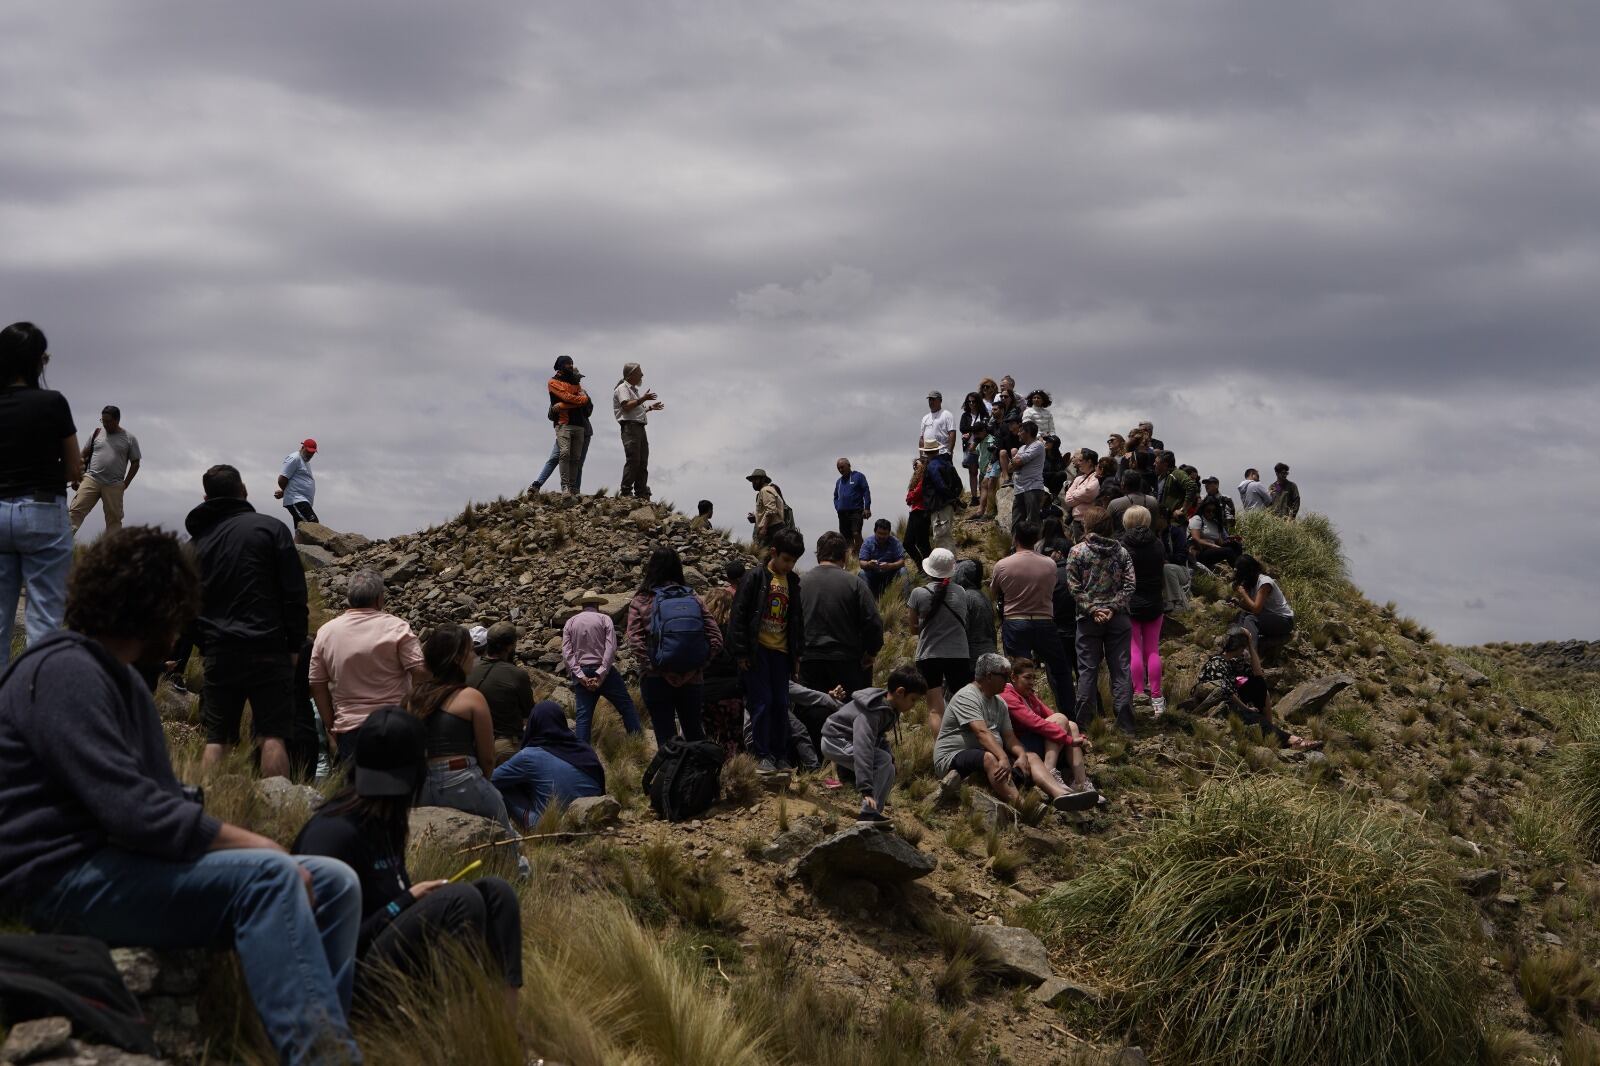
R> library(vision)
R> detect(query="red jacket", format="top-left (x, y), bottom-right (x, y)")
top-left (1001, 684), bottom-right (1075, 746)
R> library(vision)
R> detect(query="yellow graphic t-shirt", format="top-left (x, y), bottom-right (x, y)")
top-left (758, 574), bottom-right (789, 653)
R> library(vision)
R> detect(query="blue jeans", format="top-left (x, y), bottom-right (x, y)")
top-left (0, 495), bottom-right (72, 664)
top-left (29, 847), bottom-right (362, 1066)
top-left (532, 438), bottom-right (560, 489)
top-left (572, 666), bottom-right (642, 743)
top-left (419, 758), bottom-right (529, 876)
top-left (639, 675), bottom-right (705, 746)
top-left (743, 647), bottom-right (792, 762)
top-left (492, 746), bottom-right (605, 829)
top-left (1000, 618), bottom-right (1077, 716)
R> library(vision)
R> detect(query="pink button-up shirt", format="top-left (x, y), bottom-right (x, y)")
top-left (562, 608), bottom-right (617, 680)
top-left (308, 609), bottom-right (424, 734)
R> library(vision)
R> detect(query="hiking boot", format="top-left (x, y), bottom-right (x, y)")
top-left (1151, 696), bottom-right (1167, 718)
top-left (756, 757), bottom-right (779, 775)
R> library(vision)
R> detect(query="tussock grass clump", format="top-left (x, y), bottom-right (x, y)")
top-left (1558, 698), bottom-right (1600, 860)
top-left (1020, 777), bottom-right (1481, 1066)
top-left (1519, 948), bottom-right (1600, 1029)
top-left (1234, 510), bottom-right (1349, 634)
top-left (720, 752), bottom-right (762, 806)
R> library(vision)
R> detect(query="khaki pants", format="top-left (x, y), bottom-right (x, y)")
top-left (69, 476), bottom-right (125, 533)
top-left (619, 421), bottom-right (650, 498)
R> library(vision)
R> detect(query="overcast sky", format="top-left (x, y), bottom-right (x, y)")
top-left (6, 1), bottom-right (1596, 644)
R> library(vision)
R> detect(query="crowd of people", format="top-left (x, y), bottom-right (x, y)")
top-left (0, 319), bottom-right (1321, 1063)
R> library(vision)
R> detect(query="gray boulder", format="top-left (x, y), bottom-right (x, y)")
top-left (1446, 658), bottom-right (1491, 688)
top-left (796, 825), bottom-right (937, 884)
top-left (1032, 976), bottom-right (1103, 1008)
top-left (296, 544), bottom-right (337, 570)
top-left (409, 806), bottom-right (504, 854)
top-left (1275, 673), bottom-right (1355, 718)
top-left (254, 777), bottom-right (323, 817)
top-left (969, 790), bottom-right (1018, 831)
top-left (2, 1016), bottom-right (71, 1063)
top-left (1458, 868), bottom-right (1502, 897)
top-left (382, 553), bottom-right (423, 584)
top-left (564, 795), bottom-right (622, 830)
top-left (759, 816), bottom-right (827, 863)
top-left (969, 924), bottom-right (1053, 985)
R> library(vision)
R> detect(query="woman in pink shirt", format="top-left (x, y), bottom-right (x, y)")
top-left (1000, 657), bottom-right (1097, 804)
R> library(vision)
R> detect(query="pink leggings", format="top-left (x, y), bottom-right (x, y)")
top-left (1129, 615), bottom-right (1164, 697)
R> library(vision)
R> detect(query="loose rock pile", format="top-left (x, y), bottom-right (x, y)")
top-left (307, 492), bottom-right (751, 678)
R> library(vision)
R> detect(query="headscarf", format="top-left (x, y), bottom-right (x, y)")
top-left (520, 700), bottom-right (605, 788)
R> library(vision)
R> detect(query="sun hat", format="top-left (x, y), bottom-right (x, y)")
top-left (746, 468), bottom-right (770, 483)
top-left (579, 589), bottom-right (606, 606)
top-left (922, 547), bottom-right (956, 579)
top-left (918, 440), bottom-right (942, 454)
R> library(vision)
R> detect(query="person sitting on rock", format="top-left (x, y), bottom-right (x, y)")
top-left (1231, 553), bottom-right (1295, 651)
top-left (1200, 627), bottom-right (1321, 750)
top-left (626, 546), bottom-right (724, 746)
top-left (406, 625), bottom-right (528, 876)
top-left (1000, 657), bottom-right (1098, 808)
top-left (728, 527), bottom-right (805, 775)
top-left (1188, 495), bottom-right (1243, 569)
top-left (0, 527), bottom-right (364, 1065)
top-left (467, 620), bottom-right (537, 763)
top-left (295, 707), bottom-right (524, 1012)
top-left (560, 591), bottom-right (642, 745)
top-left (858, 518), bottom-right (908, 599)
top-left (821, 665), bottom-right (929, 827)
top-left (931, 652), bottom-right (1089, 812)
top-left (492, 700), bottom-right (606, 828)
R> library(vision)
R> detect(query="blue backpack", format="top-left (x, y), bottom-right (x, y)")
top-left (649, 584), bottom-right (711, 673)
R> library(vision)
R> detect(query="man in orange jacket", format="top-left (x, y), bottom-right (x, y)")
top-left (548, 355), bottom-right (594, 495)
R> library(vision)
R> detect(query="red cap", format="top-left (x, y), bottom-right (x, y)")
top-left (301, 438), bottom-right (318, 454)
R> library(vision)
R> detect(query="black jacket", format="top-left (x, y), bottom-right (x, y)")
top-left (728, 564), bottom-right (804, 661)
top-left (185, 498), bottom-right (308, 654)
top-left (1120, 526), bottom-right (1168, 622)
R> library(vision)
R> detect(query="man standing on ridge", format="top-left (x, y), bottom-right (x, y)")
top-left (1238, 468), bottom-right (1273, 511)
top-left (274, 438), bottom-right (318, 528)
top-left (613, 362), bottom-right (663, 499)
top-left (833, 457), bottom-right (871, 553)
top-left (746, 468), bottom-right (787, 551)
top-left (68, 405), bottom-right (140, 535)
top-left (189, 464), bottom-right (307, 779)
top-left (548, 355), bottom-right (594, 496)
top-left (1270, 462), bottom-right (1301, 520)
top-left (919, 390), bottom-right (957, 456)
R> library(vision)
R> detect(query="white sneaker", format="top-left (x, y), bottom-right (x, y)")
top-left (1050, 768), bottom-right (1068, 790)
top-left (1151, 696), bottom-right (1167, 718)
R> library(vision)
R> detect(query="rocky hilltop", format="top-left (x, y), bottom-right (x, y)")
top-left (295, 492), bottom-right (750, 678)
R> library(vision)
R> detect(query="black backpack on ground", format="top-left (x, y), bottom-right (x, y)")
top-left (642, 739), bottom-right (726, 822)
top-left (0, 935), bottom-right (159, 1054)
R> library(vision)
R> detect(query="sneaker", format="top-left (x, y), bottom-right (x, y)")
top-left (776, 759), bottom-right (794, 772)
top-left (822, 777), bottom-right (844, 791)
top-left (856, 807), bottom-right (892, 828)
top-left (1052, 787), bottom-right (1100, 813)
top-left (756, 757), bottom-right (779, 775)
top-left (1049, 768), bottom-right (1068, 791)
top-left (1151, 696), bottom-right (1167, 718)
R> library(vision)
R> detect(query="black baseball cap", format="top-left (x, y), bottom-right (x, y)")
top-left (553, 355), bottom-right (574, 371)
top-left (353, 706), bottom-right (426, 797)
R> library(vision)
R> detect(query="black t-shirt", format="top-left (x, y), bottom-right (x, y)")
top-left (0, 387), bottom-right (75, 497)
top-left (293, 807), bottom-right (413, 953)
top-left (467, 659), bottom-right (534, 741)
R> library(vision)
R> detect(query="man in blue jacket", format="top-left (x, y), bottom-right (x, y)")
top-left (832, 457), bottom-right (872, 553)
top-left (0, 527), bottom-right (362, 1065)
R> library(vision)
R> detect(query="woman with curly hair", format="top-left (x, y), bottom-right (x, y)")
top-left (959, 391), bottom-right (990, 498)
top-left (1020, 388), bottom-right (1055, 439)
top-left (1, 322), bottom-right (81, 661)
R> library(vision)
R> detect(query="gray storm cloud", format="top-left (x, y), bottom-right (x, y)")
top-left (2, 0), bottom-right (1595, 644)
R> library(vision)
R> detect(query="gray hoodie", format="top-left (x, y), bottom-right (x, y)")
top-left (820, 687), bottom-right (898, 795)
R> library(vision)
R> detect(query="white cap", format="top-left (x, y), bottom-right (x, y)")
top-left (468, 625), bottom-right (489, 651)
top-left (922, 548), bottom-right (956, 579)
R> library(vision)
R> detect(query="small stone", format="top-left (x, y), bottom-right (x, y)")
top-left (295, 544), bottom-right (337, 570)
top-left (111, 947), bottom-right (161, 996)
top-left (1450, 835), bottom-right (1482, 859)
top-left (1445, 658), bottom-right (1491, 688)
top-left (1032, 976), bottom-right (1102, 1008)
top-left (1116, 1047), bottom-right (1151, 1066)
top-left (1494, 894), bottom-right (1519, 908)
top-left (936, 770), bottom-right (963, 806)
top-left (1540, 930), bottom-right (1564, 946)
top-left (1274, 674), bottom-right (1356, 718)
top-left (564, 795), bottom-right (622, 830)
top-left (1457, 868), bottom-right (1501, 898)
top-left (759, 816), bottom-right (827, 864)
top-left (255, 777), bottom-right (323, 816)
top-left (1, 1016), bottom-right (71, 1063)
top-left (968, 790), bottom-right (1018, 830)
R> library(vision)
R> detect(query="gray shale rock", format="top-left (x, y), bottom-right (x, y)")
top-left (563, 795), bottom-right (622, 830)
top-left (1275, 673), bottom-right (1356, 718)
top-left (2, 1016), bottom-right (72, 1063)
top-left (796, 825), bottom-right (936, 884)
top-left (969, 924), bottom-right (1053, 985)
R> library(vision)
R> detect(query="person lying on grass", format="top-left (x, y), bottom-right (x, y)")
top-left (295, 707), bottom-right (524, 1014)
top-left (819, 664), bottom-right (930, 828)
top-left (1000, 657), bottom-right (1099, 808)
top-left (931, 652), bottom-right (1096, 811)
top-left (1200, 627), bottom-right (1322, 751)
